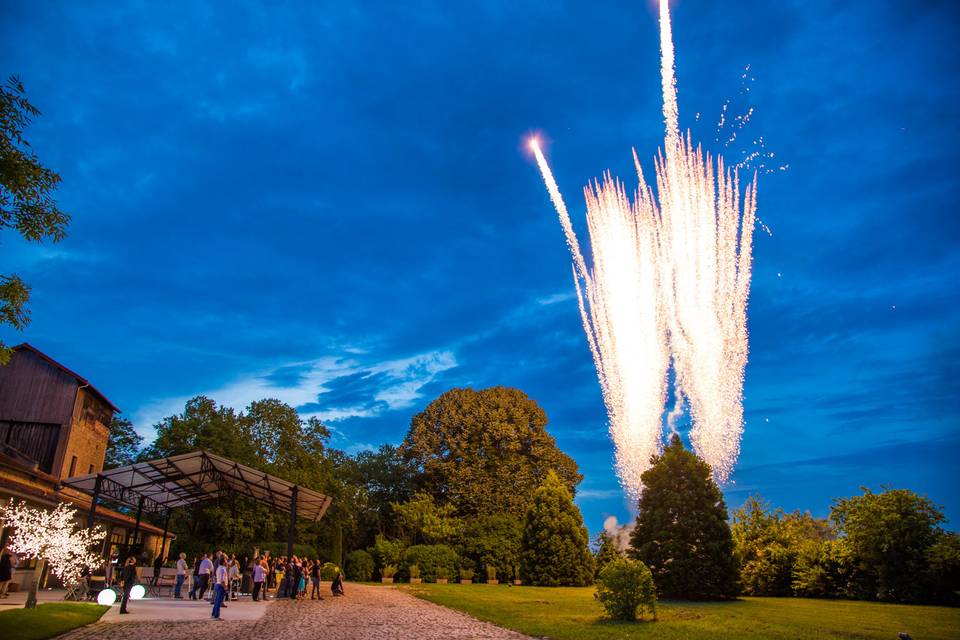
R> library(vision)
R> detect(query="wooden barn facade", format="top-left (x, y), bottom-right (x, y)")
top-left (0, 344), bottom-right (173, 590)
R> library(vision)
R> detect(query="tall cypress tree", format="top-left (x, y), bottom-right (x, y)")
top-left (629, 434), bottom-right (739, 599)
top-left (521, 470), bottom-right (595, 586)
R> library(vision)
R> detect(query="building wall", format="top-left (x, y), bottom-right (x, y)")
top-left (61, 388), bottom-right (110, 479)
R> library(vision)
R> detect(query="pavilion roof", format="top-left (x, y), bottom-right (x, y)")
top-left (62, 450), bottom-right (332, 522)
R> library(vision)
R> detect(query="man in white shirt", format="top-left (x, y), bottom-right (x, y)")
top-left (198, 554), bottom-right (213, 600)
top-left (211, 560), bottom-right (228, 619)
top-left (174, 552), bottom-right (188, 599)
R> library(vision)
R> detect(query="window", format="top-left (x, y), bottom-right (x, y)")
top-left (0, 421), bottom-right (62, 473)
top-left (88, 465), bottom-right (94, 474)
top-left (68, 455), bottom-right (78, 477)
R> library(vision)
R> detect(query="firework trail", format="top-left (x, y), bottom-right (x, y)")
top-left (531, 0), bottom-right (756, 498)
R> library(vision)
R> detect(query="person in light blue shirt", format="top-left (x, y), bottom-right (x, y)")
top-left (211, 561), bottom-right (228, 619)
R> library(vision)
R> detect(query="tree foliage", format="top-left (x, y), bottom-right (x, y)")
top-left (104, 416), bottom-right (143, 469)
top-left (458, 514), bottom-right (523, 581)
top-left (401, 544), bottom-right (459, 583)
top-left (392, 492), bottom-right (461, 545)
top-left (629, 435), bottom-right (738, 599)
top-left (401, 386), bottom-right (581, 518)
top-left (595, 557), bottom-right (657, 621)
top-left (831, 486), bottom-right (946, 603)
top-left (521, 470), bottom-right (594, 586)
top-left (593, 530), bottom-right (624, 579)
top-left (0, 76), bottom-right (70, 364)
top-left (346, 549), bottom-right (374, 582)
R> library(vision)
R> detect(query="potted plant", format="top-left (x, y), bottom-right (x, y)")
top-left (436, 568), bottom-right (449, 585)
top-left (381, 564), bottom-right (397, 584)
top-left (459, 568), bottom-right (474, 585)
top-left (511, 565), bottom-right (522, 586)
top-left (486, 565), bottom-right (498, 585)
top-left (409, 564), bottom-right (422, 584)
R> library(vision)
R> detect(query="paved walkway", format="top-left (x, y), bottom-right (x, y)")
top-left (55, 583), bottom-right (533, 640)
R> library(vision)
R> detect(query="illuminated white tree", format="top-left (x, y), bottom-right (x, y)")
top-left (0, 499), bottom-right (106, 608)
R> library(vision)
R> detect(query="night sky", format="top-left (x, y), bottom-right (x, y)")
top-left (2, 0), bottom-right (958, 533)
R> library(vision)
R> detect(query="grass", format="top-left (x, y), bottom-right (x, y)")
top-left (0, 602), bottom-right (109, 640)
top-left (400, 583), bottom-right (960, 640)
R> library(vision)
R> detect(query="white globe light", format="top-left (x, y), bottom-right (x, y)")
top-left (97, 588), bottom-right (117, 606)
top-left (130, 584), bottom-right (146, 600)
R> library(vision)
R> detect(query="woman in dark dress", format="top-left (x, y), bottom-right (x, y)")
top-left (0, 544), bottom-right (13, 599)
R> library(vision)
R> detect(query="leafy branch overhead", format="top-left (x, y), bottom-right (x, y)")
top-left (0, 75), bottom-right (70, 363)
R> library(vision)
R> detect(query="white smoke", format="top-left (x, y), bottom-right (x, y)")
top-left (603, 515), bottom-right (635, 552)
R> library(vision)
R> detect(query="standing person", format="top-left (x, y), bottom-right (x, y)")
top-left (310, 559), bottom-right (322, 600)
top-left (0, 544), bottom-right (13, 599)
top-left (152, 553), bottom-right (164, 586)
top-left (174, 552), bottom-right (188, 599)
top-left (251, 560), bottom-right (265, 602)
top-left (119, 556), bottom-right (138, 614)
top-left (211, 557), bottom-right (228, 620)
top-left (188, 555), bottom-right (201, 599)
top-left (198, 553), bottom-right (213, 600)
top-left (228, 554), bottom-right (239, 601)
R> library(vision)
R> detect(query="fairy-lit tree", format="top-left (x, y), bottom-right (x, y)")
top-left (0, 500), bottom-right (105, 608)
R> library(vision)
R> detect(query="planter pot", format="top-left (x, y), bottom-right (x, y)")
top-left (460, 579), bottom-right (472, 585)
top-left (513, 580), bottom-right (522, 586)
top-left (486, 579), bottom-right (499, 585)
top-left (381, 577), bottom-right (394, 584)
top-left (435, 579), bottom-right (448, 585)
top-left (410, 578), bottom-right (422, 584)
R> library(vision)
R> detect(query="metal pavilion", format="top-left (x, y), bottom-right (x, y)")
top-left (62, 450), bottom-right (333, 559)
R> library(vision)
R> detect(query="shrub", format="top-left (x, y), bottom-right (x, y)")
top-left (320, 562), bottom-right (340, 581)
top-left (401, 544), bottom-right (459, 583)
top-left (345, 550), bottom-right (374, 582)
top-left (595, 558), bottom-right (657, 621)
top-left (372, 535), bottom-right (406, 569)
top-left (382, 564), bottom-right (397, 579)
top-left (458, 514), bottom-right (522, 580)
top-left (459, 568), bottom-right (475, 581)
top-left (409, 564), bottom-right (421, 579)
top-left (486, 565), bottom-right (497, 581)
top-left (437, 567), bottom-right (449, 580)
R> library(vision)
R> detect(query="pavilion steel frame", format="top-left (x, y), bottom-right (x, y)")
top-left (62, 450), bottom-right (333, 558)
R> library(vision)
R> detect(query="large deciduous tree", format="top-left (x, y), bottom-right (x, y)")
top-left (401, 386), bottom-right (581, 518)
top-left (104, 416), bottom-right (143, 469)
top-left (0, 76), bottom-right (70, 364)
top-left (520, 470), bottom-right (594, 586)
top-left (629, 434), bottom-right (739, 599)
top-left (831, 486), bottom-right (946, 603)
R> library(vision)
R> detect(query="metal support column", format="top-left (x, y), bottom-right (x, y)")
top-left (86, 474), bottom-right (103, 531)
top-left (286, 486), bottom-right (298, 558)
top-left (125, 495), bottom-right (145, 560)
top-left (158, 511), bottom-right (171, 561)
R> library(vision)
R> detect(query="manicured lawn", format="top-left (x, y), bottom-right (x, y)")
top-left (0, 602), bottom-right (109, 640)
top-left (401, 583), bottom-right (960, 640)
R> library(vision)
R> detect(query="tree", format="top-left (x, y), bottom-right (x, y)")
top-left (104, 416), bottom-right (143, 469)
top-left (401, 386), bottom-right (582, 518)
top-left (0, 76), bottom-right (70, 364)
top-left (831, 486), bottom-right (945, 603)
top-left (629, 434), bottom-right (738, 599)
top-left (458, 514), bottom-right (523, 581)
top-left (520, 470), bottom-right (594, 586)
top-left (0, 500), bottom-right (105, 608)
top-left (392, 492), bottom-right (460, 545)
top-left (593, 530), bottom-right (623, 579)
top-left (353, 444), bottom-right (415, 540)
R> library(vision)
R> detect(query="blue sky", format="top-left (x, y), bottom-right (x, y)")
top-left (2, 0), bottom-right (958, 532)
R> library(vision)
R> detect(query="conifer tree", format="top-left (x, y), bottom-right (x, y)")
top-left (521, 470), bottom-right (594, 585)
top-left (593, 530), bottom-right (623, 579)
top-left (629, 434), bottom-right (739, 599)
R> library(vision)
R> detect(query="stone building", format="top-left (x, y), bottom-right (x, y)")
top-left (0, 343), bottom-right (172, 589)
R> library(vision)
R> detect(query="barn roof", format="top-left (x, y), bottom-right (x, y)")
top-left (12, 343), bottom-right (120, 413)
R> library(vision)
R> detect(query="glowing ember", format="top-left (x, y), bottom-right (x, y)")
top-left (532, 0), bottom-right (756, 499)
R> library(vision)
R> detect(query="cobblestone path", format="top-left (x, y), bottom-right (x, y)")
top-left (56, 584), bottom-right (533, 640)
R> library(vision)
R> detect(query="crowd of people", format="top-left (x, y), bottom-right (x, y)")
top-left (125, 549), bottom-right (345, 619)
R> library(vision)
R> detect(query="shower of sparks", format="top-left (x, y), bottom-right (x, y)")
top-left (531, 0), bottom-right (757, 499)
